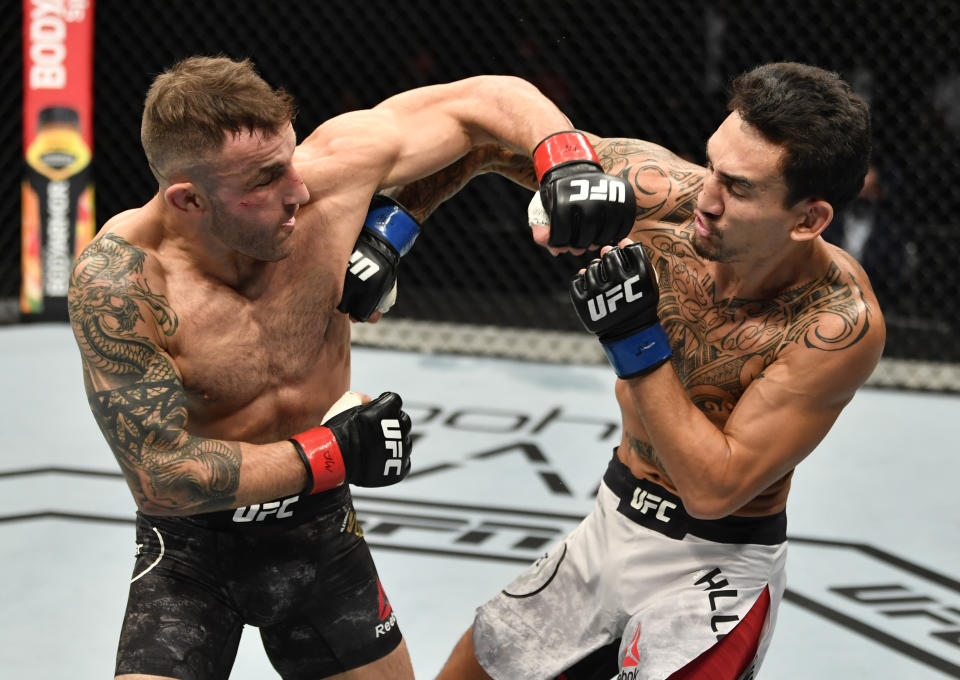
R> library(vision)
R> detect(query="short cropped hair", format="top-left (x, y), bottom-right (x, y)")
top-left (727, 62), bottom-right (871, 211)
top-left (141, 56), bottom-right (296, 182)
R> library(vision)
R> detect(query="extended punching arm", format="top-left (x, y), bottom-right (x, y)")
top-left (534, 131), bottom-right (636, 249)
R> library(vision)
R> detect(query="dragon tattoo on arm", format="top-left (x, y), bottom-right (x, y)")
top-left (69, 234), bottom-right (241, 514)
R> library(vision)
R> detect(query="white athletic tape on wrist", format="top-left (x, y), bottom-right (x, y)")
top-left (377, 281), bottom-right (398, 313)
top-left (321, 390), bottom-right (364, 423)
top-left (527, 191), bottom-right (550, 228)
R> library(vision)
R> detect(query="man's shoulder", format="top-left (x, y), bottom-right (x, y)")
top-left (297, 109), bottom-right (397, 161)
top-left (295, 111), bottom-right (397, 202)
top-left (777, 249), bottom-right (885, 396)
top-left (70, 206), bottom-right (169, 302)
top-left (82, 208), bottom-right (154, 260)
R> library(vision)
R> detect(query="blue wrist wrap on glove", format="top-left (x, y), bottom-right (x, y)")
top-left (601, 323), bottom-right (673, 378)
top-left (364, 197), bottom-right (419, 255)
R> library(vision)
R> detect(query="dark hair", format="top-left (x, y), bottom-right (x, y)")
top-left (727, 62), bottom-right (871, 211)
top-left (141, 56), bottom-right (296, 181)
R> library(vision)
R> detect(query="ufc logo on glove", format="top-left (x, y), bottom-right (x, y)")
top-left (566, 178), bottom-right (629, 203)
top-left (382, 418), bottom-right (404, 475)
top-left (587, 275), bottom-right (645, 321)
top-left (347, 250), bottom-right (381, 281)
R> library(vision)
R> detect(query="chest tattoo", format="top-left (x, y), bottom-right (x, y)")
top-left (648, 231), bottom-right (871, 409)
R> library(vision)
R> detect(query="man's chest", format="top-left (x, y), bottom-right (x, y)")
top-left (164, 263), bottom-right (346, 415)
top-left (655, 258), bottom-right (793, 410)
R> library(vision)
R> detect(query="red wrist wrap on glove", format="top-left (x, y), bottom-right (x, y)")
top-left (290, 427), bottom-right (346, 494)
top-left (533, 131), bottom-right (600, 182)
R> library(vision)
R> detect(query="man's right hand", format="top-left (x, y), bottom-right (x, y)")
top-left (533, 131), bottom-right (636, 250)
top-left (290, 392), bottom-right (412, 493)
top-left (570, 242), bottom-right (672, 379)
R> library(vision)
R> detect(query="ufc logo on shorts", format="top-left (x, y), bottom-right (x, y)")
top-left (348, 249), bottom-right (380, 281)
top-left (381, 419), bottom-right (404, 475)
top-left (630, 487), bottom-right (677, 522)
top-left (567, 178), bottom-right (627, 203)
top-left (588, 275), bottom-right (643, 321)
top-left (232, 495), bottom-right (299, 522)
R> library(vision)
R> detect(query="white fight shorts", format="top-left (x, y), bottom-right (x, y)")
top-left (473, 453), bottom-right (788, 680)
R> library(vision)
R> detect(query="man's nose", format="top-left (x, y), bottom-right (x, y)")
top-left (697, 175), bottom-right (723, 217)
top-left (286, 168), bottom-right (310, 206)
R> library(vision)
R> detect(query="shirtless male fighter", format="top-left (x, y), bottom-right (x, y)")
top-left (393, 61), bottom-right (885, 680)
top-left (66, 56), bottom-right (634, 680)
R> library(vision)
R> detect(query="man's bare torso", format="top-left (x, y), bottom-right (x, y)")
top-left (88, 196), bottom-right (360, 446)
top-left (616, 221), bottom-right (877, 515)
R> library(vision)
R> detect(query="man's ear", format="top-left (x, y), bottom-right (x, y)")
top-left (791, 199), bottom-right (833, 242)
top-left (164, 182), bottom-right (207, 214)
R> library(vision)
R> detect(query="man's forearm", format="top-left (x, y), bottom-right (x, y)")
top-left (387, 144), bottom-right (535, 222)
top-left (625, 363), bottom-right (737, 518)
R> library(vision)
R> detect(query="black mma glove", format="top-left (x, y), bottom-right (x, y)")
top-left (570, 242), bottom-right (672, 378)
top-left (290, 392), bottom-right (412, 493)
top-left (337, 195), bottom-right (420, 321)
top-left (533, 131), bottom-right (636, 249)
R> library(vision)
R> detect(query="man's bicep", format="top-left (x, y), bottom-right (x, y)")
top-left (81, 347), bottom-right (185, 455)
top-left (74, 311), bottom-right (242, 513)
top-left (70, 267), bottom-right (186, 463)
top-left (724, 356), bottom-right (852, 490)
top-left (376, 107), bottom-right (476, 189)
top-left (68, 234), bottom-right (219, 509)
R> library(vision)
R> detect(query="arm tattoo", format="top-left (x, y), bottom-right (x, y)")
top-left (591, 137), bottom-right (703, 224)
top-left (388, 144), bottom-right (535, 222)
top-left (69, 234), bottom-right (241, 512)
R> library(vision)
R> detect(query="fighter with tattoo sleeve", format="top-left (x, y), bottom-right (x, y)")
top-left (67, 56), bottom-right (633, 680)
top-left (391, 62), bottom-right (885, 680)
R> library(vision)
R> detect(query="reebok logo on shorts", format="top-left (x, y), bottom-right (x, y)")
top-left (618, 624), bottom-right (642, 679)
top-left (376, 579), bottom-right (393, 621)
top-left (374, 579), bottom-right (397, 638)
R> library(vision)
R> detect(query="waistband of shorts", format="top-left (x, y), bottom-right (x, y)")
top-left (167, 484), bottom-right (351, 534)
top-left (603, 452), bottom-right (787, 545)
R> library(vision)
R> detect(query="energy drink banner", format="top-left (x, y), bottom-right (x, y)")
top-left (22, 0), bottom-right (95, 320)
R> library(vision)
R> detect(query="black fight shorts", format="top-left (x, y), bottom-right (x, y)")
top-left (115, 495), bottom-right (402, 679)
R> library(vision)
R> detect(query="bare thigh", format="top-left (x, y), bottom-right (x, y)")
top-left (326, 638), bottom-right (414, 680)
top-left (115, 641), bottom-right (412, 680)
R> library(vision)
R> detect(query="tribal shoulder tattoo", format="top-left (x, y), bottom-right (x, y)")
top-left (69, 233), bottom-right (241, 513)
top-left (593, 137), bottom-right (875, 466)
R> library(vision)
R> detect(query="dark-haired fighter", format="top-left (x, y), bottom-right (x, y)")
top-left (392, 62), bottom-right (884, 680)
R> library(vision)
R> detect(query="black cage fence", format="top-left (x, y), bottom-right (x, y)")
top-left (2, 0), bottom-right (959, 384)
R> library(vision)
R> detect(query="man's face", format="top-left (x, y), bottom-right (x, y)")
top-left (203, 123), bottom-right (310, 261)
top-left (693, 111), bottom-right (800, 263)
